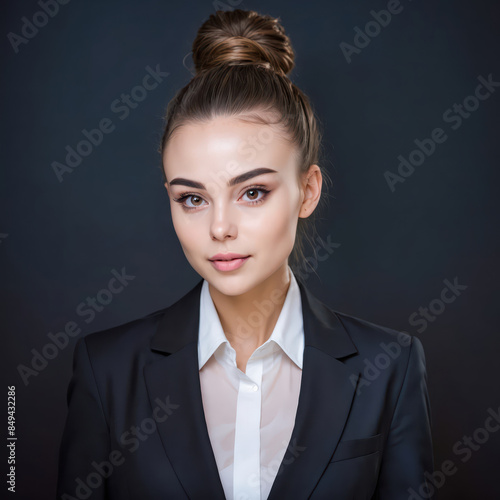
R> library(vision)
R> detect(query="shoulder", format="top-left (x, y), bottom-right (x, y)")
top-left (334, 309), bottom-right (416, 354)
top-left (72, 279), bottom-right (203, 373)
top-left (323, 308), bottom-right (428, 407)
top-left (329, 307), bottom-right (426, 378)
top-left (75, 306), bottom-right (167, 369)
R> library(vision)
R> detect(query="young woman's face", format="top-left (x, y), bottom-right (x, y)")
top-left (163, 114), bottom-right (311, 296)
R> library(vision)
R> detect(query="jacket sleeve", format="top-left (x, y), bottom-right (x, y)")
top-left (375, 336), bottom-right (435, 499)
top-left (57, 336), bottom-right (110, 500)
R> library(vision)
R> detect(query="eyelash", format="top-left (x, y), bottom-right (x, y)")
top-left (173, 185), bottom-right (271, 211)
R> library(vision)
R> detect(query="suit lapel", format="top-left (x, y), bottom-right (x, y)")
top-left (267, 279), bottom-right (360, 499)
top-left (144, 279), bottom-right (226, 499)
top-left (144, 276), bottom-right (360, 499)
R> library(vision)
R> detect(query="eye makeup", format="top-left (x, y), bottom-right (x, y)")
top-left (173, 185), bottom-right (271, 211)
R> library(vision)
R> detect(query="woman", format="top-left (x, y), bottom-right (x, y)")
top-left (57, 9), bottom-right (434, 500)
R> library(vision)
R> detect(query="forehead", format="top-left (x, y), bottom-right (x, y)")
top-left (163, 115), bottom-right (299, 181)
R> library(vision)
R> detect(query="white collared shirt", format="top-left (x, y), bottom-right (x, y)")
top-left (198, 266), bottom-right (305, 500)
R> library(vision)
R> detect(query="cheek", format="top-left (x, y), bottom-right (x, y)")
top-left (171, 211), bottom-right (198, 251)
top-left (245, 196), bottom-right (298, 245)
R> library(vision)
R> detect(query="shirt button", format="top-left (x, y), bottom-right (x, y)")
top-left (251, 385), bottom-right (258, 392)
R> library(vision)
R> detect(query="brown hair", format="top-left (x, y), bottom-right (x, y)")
top-left (160, 9), bottom-right (332, 276)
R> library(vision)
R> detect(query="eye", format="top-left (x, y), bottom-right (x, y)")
top-left (174, 193), bottom-right (208, 210)
top-left (184, 194), bottom-right (206, 208)
top-left (241, 186), bottom-right (270, 205)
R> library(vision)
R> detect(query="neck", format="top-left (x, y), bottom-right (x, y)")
top-left (208, 263), bottom-right (291, 355)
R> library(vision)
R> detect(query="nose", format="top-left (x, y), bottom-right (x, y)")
top-left (210, 200), bottom-right (238, 241)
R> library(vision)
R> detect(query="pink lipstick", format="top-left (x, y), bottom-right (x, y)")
top-left (209, 253), bottom-right (250, 272)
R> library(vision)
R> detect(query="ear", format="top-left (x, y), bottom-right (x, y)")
top-left (298, 165), bottom-right (322, 218)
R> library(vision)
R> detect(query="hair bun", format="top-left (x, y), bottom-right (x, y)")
top-left (192, 9), bottom-right (295, 77)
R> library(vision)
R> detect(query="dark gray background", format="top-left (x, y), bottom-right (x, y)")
top-left (2, 0), bottom-right (499, 498)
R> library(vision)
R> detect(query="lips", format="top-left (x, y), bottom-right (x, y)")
top-left (209, 253), bottom-right (249, 262)
top-left (209, 254), bottom-right (250, 272)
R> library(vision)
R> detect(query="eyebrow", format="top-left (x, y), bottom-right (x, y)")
top-left (168, 167), bottom-right (278, 189)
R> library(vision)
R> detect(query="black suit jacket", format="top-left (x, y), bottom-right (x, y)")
top-left (57, 276), bottom-right (434, 499)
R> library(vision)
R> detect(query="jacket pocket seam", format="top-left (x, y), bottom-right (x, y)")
top-left (329, 434), bottom-right (382, 463)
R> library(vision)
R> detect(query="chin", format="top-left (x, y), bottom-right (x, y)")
top-left (202, 267), bottom-right (257, 297)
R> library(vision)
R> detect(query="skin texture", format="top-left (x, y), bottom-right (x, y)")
top-left (163, 113), bottom-right (322, 371)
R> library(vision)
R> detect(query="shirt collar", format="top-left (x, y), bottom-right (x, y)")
top-left (197, 265), bottom-right (304, 370)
